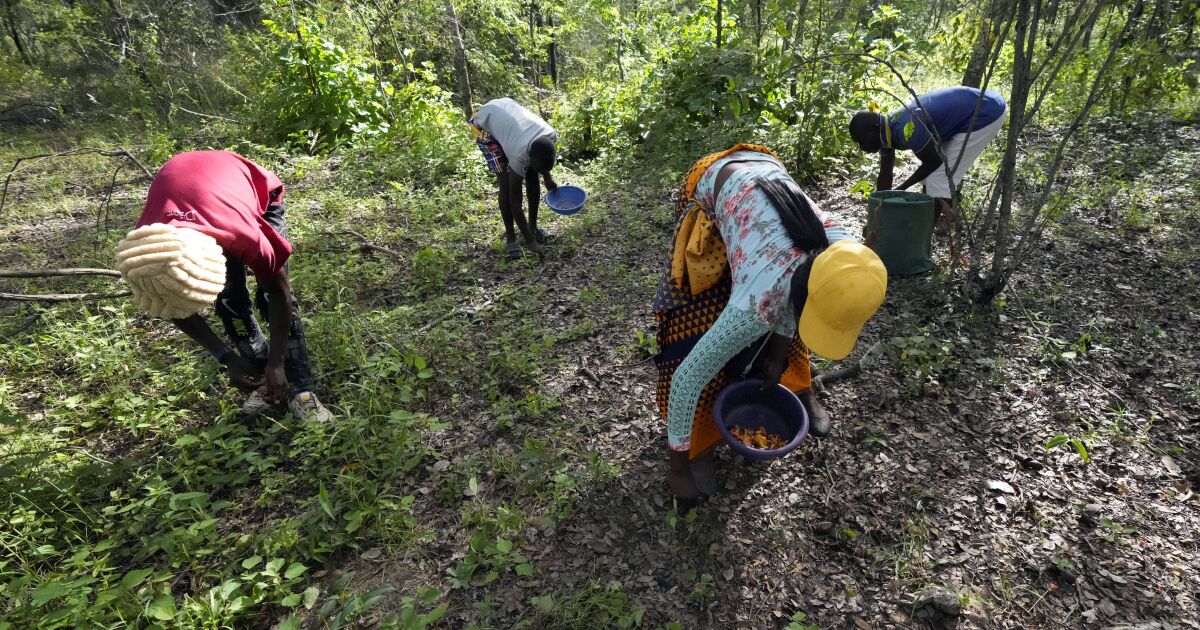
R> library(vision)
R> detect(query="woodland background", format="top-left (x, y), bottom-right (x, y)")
top-left (0, 0), bottom-right (1198, 628)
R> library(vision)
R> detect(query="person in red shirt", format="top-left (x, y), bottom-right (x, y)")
top-left (116, 151), bottom-right (331, 421)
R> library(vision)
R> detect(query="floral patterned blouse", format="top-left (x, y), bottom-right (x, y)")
top-left (695, 151), bottom-right (851, 335)
top-left (667, 151), bottom-right (853, 451)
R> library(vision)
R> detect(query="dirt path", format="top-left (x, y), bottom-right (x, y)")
top-left (341, 125), bottom-right (1200, 629)
top-left (2, 123), bottom-right (1196, 629)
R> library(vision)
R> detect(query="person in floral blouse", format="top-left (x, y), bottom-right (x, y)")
top-left (658, 149), bottom-right (887, 501)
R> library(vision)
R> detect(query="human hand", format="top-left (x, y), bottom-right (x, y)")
top-left (225, 355), bottom-right (263, 392)
top-left (757, 338), bottom-right (788, 390)
top-left (263, 362), bottom-right (288, 405)
top-left (758, 360), bottom-right (784, 390)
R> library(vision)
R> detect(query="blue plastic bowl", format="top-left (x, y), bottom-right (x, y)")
top-left (545, 185), bottom-right (588, 215)
top-left (714, 379), bottom-right (809, 461)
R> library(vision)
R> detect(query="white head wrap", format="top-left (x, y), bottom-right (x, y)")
top-left (116, 224), bottom-right (226, 319)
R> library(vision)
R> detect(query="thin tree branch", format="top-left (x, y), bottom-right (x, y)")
top-left (326, 229), bottom-right (404, 259)
top-left (175, 105), bottom-right (243, 124)
top-left (0, 268), bottom-right (123, 279)
top-left (0, 147), bottom-right (154, 216)
top-left (0, 290), bottom-right (131, 302)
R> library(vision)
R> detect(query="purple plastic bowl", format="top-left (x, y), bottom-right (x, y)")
top-left (714, 378), bottom-right (809, 461)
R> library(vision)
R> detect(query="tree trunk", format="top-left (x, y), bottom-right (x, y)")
top-left (546, 13), bottom-right (558, 84)
top-left (1116, 0), bottom-right (1146, 113)
top-left (3, 0), bottom-right (31, 64)
top-left (615, 36), bottom-right (625, 81)
top-left (716, 0), bottom-right (723, 49)
top-left (969, 0), bottom-right (1032, 304)
top-left (528, 2), bottom-right (539, 86)
top-left (445, 0), bottom-right (474, 119)
top-left (753, 0), bottom-right (762, 67)
top-left (963, 0), bottom-right (1011, 87)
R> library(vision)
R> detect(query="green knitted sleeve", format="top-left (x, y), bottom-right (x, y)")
top-left (667, 306), bottom-right (771, 450)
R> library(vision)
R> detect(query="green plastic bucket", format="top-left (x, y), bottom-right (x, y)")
top-left (864, 190), bottom-right (936, 276)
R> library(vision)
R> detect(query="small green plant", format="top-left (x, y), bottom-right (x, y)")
top-left (620, 329), bottom-right (659, 357)
top-left (528, 580), bottom-right (646, 628)
top-left (456, 504), bottom-right (534, 586)
top-left (1045, 433), bottom-right (1091, 463)
top-left (313, 572), bottom-right (395, 630)
top-left (665, 502), bottom-right (698, 532)
top-left (786, 610), bottom-right (821, 630)
top-left (1050, 554), bottom-right (1077, 573)
top-left (888, 330), bottom-right (954, 397)
top-left (380, 587), bottom-right (448, 629)
top-left (685, 570), bottom-right (715, 604)
top-left (1098, 518), bottom-right (1137, 543)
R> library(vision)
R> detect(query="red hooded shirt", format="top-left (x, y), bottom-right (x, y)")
top-left (137, 151), bottom-right (293, 278)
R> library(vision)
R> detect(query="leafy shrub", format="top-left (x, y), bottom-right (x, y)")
top-left (257, 16), bottom-right (392, 151)
top-left (351, 78), bottom-right (477, 186)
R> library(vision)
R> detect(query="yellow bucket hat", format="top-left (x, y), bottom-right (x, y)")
top-left (115, 224), bottom-right (226, 320)
top-left (799, 241), bottom-right (888, 360)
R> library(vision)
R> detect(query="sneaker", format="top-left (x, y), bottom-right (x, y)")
top-left (533, 227), bottom-right (548, 244)
top-left (504, 238), bottom-right (522, 260)
top-left (241, 385), bottom-right (277, 417)
top-left (289, 391), bottom-right (333, 422)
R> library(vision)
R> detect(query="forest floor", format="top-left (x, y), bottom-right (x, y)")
top-left (1, 119), bottom-right (1198, 630)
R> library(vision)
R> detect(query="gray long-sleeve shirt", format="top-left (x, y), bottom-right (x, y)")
top-left (474, 98), bottom-right (557, 177)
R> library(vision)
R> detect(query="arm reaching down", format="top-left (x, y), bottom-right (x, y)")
top-left (896, 141), bottom-right (943, 192)
top-left (173, 315), bottom-right (262, 391)
top-left (666, 307), bottom-right (771, 451)
top-left (260, 271), bottom-right (294, 404)
top-left (876, 149), bottom-right (895, 191)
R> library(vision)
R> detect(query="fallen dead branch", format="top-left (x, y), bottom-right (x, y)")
top-left (813, 341), bottom-right (883, 388)
top-left (0, 310), bottom-right (39, 340)
top-left (326, 229), bottom-right (405, 259)
top-left (0, 147), bottom-right (155, 217)
top-left (0, 267), bottom-right (128, 302)
top-left (0, 268), bottom-right (123, 279)
top-left (0, 290), bottom-right (131, 302)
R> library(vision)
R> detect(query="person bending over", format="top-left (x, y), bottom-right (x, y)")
top-left (849, 86), bottom-right (1007, 221)
top-left (470, 97), bottom-right (559, 259)
top-left (116, 150), bottom-right (332, 421)
top-left (653, 145), bottom-right (888, 501)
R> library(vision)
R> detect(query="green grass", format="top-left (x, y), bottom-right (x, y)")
top-left (0, 130), bottom-right (637, 628)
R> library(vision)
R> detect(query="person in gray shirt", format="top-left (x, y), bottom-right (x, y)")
top-left (471, 98), bottom-right (559, 259)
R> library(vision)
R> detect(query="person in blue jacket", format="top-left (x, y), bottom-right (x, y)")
top-left (849, 86), bottom-right (1007, 220)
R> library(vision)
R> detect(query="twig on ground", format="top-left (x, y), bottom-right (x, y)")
top-left (0, 310), bottom-right (39, 340)
top-left (0, 268), bottom-right (129, 302)
top-left (0, 446), bottom-right (112, 465)
top-left (813, 341), bottom-right (883, 389)
top-left (418, 307), bottom-right (463, 333)
top-left (0, 147), bottom-right (154, 216)
top-left (176, 106), bottom-right (243, 124)
top-left (96, 163), bottom-right (124, 238)
top-left (0, 290), bottom-right (131, 302)
top-left (613, 356), bottom-right (653, 370)
top-left (326, 229), bottom-right (404, 259)
top-left (0, 268), bottom-right (123, 278)
top-left (580, 366), bottom-right (601, 384)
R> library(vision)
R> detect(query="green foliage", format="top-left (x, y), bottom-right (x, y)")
top-left (1045, 433), bottom-right (1092, 463)
top-left (888, 329), bottom-right (955, 397)
top-left (786, 610), bottom-right (821, 630)
top-left (455, 503), bottom-right (534, 586)
top-left (527, 580), bottom-right (646, 629)
top-left (258, 16), bottom-right (393, 150)
top-left (0, 294), bottom-right (440, 627)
